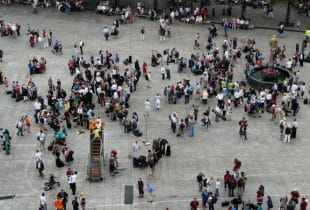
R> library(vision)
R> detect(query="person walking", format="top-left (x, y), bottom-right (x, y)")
top-left (57, 189), bottom-right (68, 210)
top-left (34, 150), bottom-right (42, 169)
top-left (188, 116), bottom-right (195, 137)
top-left (137, 178), bottom-right (144, 198)
top-left (224, 171), bottom-right (231, 191)
top-left (201, 190), bottom-right (209, 209)
top-left (284, 123), bottom-right (292, 143)
top-left (207, 192), bottom-right (216, 210)
top-left (144, 99), bottom-right (151, 116)
top-left (146, 183), bottom-right (154, 202)
top-left (140, 26), bottom-right (145, 40)
top-left (224, 21), bottom-right (229, 37)
top-left (154, 93), bottom-right (161, 111)
top-left (160, 64), bottom-right (166, 80)
top-left (72, 196), bottom-right (79, 210)
top-left (267, 196), bottom-right (273, 210)
top-left (291, 119), bottom-right (298, 139)
top-left (55, 195), bottom-right (64, 210)
top-left (165, 63), bottom-right (171, 80)
top-left (79, 192), bottom-right (86, 210)
top-left (79, 40), bottom-right (84, 55)
top-left (196, 172), bottom-right (205, 192)
top-left (69, 171), bottom-right (77, 195)
top-left (228, 176), bottom-right (236, 197)
top-left (215, 178), bottom-right (221, 196)
top-left (190, 197), bottom-right (199, 210)
top-left (37, 130), bottom-right (46, 150)
top-left (148, 156), bottom-right (155, 176)
top-left (38, 159), bottom-right (44, 178)
top-left (132, 140), bottom-right (140, 166)
top-left (300, 197), bottom-right (307, 210)
top-left (16, 117), bottom-right (24, 136)
top-left (24, 115), bottom-right (31, 133)
top-left (39, 192), bottom-right (47, 210)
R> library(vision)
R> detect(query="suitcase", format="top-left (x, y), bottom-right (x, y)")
top-left (128, 56), bottom-right (132, 64)
top-left (138, 155), bottom-right (147, 168)
top-left (304, 98), bottom-right (308, 105)
top-left (222, 201), bottom-right (230, 207)
top-left (165, 145), bottom-right (171, 156)
top-left (133, 158), bottom-right (139, 168)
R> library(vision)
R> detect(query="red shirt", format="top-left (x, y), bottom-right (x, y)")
top-left (200, 7), bottom-right (206, 16)
top-left (224, 174), bottom-right (231, 182)
top-left (142, 63), bottom-right (148, 74)
top-left (190, 200), bottom-right (199, 209)
top-left (300, 200), bottom-right (307, 210)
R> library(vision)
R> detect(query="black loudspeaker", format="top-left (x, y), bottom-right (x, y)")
top-left (128, 56), bottom-right (132, 64)
top-left (124, 185), bottom-right (133, 204)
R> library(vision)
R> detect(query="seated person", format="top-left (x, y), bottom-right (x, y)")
top-left (151, 54), bottom-right (160, 67)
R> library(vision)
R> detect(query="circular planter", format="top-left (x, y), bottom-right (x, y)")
top-left (247, 66), bottom-right (293, 90)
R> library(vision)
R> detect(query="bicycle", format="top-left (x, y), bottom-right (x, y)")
top-left (44, 175), bottom-right (60, 191)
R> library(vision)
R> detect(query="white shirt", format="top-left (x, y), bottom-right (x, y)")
top-left (132, 142), bottom-right (140, 158)
top-left (286, 60), bottom-right (292, 68)
top-left (39, 195), bottom-right (47, 205)
top-left (37, 132), bottom-right (45, 141)
top-left (160, 66), bottom-right (166, 74)
top-left (216, 93), bottom-right (224, 100)
top-left (35, 152), bottom-right (43, 162)
top-left (69, 174), bottom-right (77, 184)
top-left (215, 180), bottom-right (221, 189)
top-left (145, 101), bottom-right (151, 111)
top-left (33, 102), bottom-right (41, 110)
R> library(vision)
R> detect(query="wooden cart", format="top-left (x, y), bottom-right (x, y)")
top-left (87, 118), bottom-right (104, 182)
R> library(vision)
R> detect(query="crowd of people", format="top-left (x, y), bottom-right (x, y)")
top-left (0, 2), bottom-right (310, 210)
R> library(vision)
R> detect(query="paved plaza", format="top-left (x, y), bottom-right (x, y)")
top-left (0, 4), bottom-right (310, 210)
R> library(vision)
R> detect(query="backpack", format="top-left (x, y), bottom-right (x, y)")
top-left (212, 196), bottom-right (218, 204)
top-left (187, 87), bottom-right (193, 95)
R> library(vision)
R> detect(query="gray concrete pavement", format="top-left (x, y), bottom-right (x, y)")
top-left (0, 5), bottom-right (310, 210)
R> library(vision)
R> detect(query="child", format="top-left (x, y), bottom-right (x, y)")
top-left (3, 77), bottom-right (8, 92)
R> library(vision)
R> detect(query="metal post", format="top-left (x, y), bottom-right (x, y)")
top-left (145, 114), bottom-right (148, 143)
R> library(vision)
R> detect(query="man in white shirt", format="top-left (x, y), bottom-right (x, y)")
top-left (286, 59), bottom-right (292, 70)
top-left (68, 171), bottom-right (77, 195)
top-left (79, 40), bottom-right (84, 55)
top-left (145, 99), bottom-right (151, 115)
top-left (33, 100), bottom-right (42, 123)
top-left (160, 65), bottom-right (166, 80)
top-left (39, 192), bottom-right (47, 210)
top-left (34, 150), bottom-right (43, 169)
top-left (216, 92), bottom-right (224, 109)
top-left (132, 140), bottom-right (141, 161)
top-left (37, 130), bottom-right (46, 149)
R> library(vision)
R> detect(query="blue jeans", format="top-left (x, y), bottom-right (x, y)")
top-left (188, 126), bottom-right (194, 137)
top-left (40, 204), bottom-right (47, 210)
top-left (257, 204), bottom-right (264, 210)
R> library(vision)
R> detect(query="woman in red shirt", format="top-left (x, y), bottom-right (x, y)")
top-left (300, 197), bottom-right (307, 210)
top-left (190, 197), bottom-right (199, 210)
